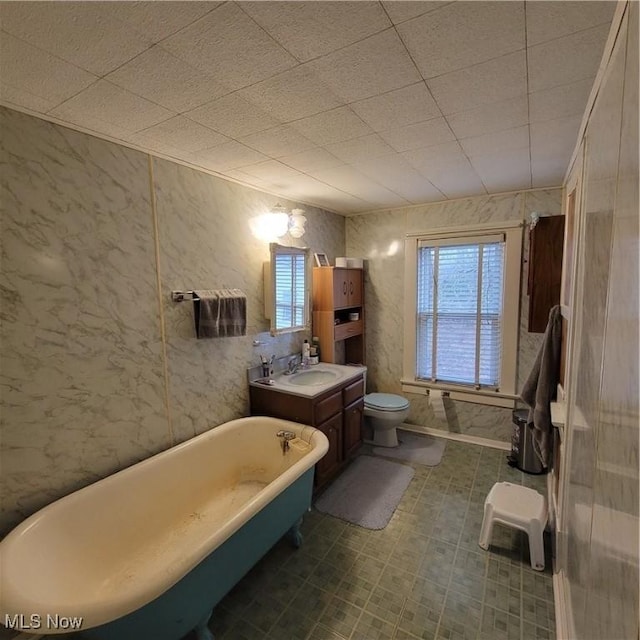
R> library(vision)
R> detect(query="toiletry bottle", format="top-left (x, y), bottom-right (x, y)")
top-left (312, 336), bottom-right (321, 361)
top-left (302, 339), bottom-right (310, 366)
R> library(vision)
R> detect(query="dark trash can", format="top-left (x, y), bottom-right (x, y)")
top-left (508, 409), bottom-right (546, 474)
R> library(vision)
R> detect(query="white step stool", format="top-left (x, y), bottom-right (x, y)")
top-left (478, 481), bottom-right (548, 571)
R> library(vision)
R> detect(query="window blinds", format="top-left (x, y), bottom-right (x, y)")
top-left (274, 253), bottom-right (306, 331)
top-left (416, 235), bottom-right (505, 388)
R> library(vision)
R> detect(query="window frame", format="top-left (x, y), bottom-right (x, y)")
top-left (402, 222), bottom-right (523, 407)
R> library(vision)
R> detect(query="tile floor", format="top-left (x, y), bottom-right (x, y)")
top-left (192, 435), bottom-right (556, 640)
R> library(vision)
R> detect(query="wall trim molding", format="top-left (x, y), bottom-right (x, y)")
top-left (553, 566), bottom-right (574, 640)
top-left (399, 424), bottom-right (510, 451)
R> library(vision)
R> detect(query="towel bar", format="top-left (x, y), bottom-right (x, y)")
top-left (171, 290), bottom-right (196, 302)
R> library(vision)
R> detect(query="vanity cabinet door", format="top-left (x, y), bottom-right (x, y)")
top-left (343, 398), bottom-right (364, 458)
top-left (315, 413), bottom-right (343, 487)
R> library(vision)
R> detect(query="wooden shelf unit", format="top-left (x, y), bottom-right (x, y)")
top-left (312, 267), bottom-right (365, 365)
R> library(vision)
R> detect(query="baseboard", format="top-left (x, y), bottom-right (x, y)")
top-left (552, 565), bottom-right (573, 640)
top-left (398, 424), bottom-right (510, 451)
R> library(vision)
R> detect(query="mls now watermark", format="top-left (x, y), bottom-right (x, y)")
top-left (4, 613), bottom-right (83, 631)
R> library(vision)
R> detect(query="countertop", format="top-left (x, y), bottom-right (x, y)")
top-left (249, 363), bottom-right (367, 399)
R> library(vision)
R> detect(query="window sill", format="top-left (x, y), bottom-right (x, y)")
top-left (400, 379), bottom-right (518, 408)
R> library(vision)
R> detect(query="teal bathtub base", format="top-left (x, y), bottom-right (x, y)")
top-left (79, 468), bottom-right (314, 640)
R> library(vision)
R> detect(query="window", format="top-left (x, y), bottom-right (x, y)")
top-left (265, 243), bottom-right (310, 335)
top-left (403, 223), bottom-right (522, 405)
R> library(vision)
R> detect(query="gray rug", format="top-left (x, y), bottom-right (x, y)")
top-left (314, 455), bottom-right (414, 530)
top-left (373, 431), bottom-right (446, 466)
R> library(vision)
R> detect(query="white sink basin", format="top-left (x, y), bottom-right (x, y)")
top-left (286, 369), bottom-right (340, 386)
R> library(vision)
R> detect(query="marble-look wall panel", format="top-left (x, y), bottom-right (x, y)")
top-left (153, 158), bottom-right (345, 442)
top-left (562, 7), bottom-right (639, 640)
top-left (584, 6), bottom-right (638, 638)
top-left (346, 189), bottom-right (562, 443)
top-left (0, 108), bottom-right (345, 535)
top-left (0, 108), bottom-right (168, 534)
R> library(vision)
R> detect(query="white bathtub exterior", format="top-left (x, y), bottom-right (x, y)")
top-left (0, 417), bottom-right (328, 634)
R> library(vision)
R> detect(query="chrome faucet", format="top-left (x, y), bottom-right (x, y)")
top-left (285, 356), bottom-right (300, 375)
top-left (277, 430), bottom-right (296, 454)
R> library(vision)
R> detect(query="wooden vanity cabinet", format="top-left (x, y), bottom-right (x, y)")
top-left (249, 373), bottom-right (365, 489)
top-left (313, 267), bottom-right (365, 365)
top-left (528, 215), bottom-right (565, 332)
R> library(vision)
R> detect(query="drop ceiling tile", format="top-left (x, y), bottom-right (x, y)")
top-left (402, 140), bottom-right (468, 173)
top-left (382, 1), bottom-right (452, 25)
top-left (446, 95), bottom-right (529, 139)
top-left (161, 2), bottom-right (297, 91)
top-left (314, 165), bottom-right (410, 207)
top-left (0, 2), bottom-right (153, 75)
top-left (130, 116), bottom-right (229, 154)
top-left (469, 148), bottom-right (532, 193)
top-left (419, 160), bottom-right (487, 199)
top-left (530, 115), bottom-right (582, 161)
top-left (290, 106), bottom-right (372, 145)
top-left (279, 148), bottom-right (344, 174)
top-left (460, 125), bottom-right (529, 158)
top-left (186, 93), bottom-right (281, 139)
top-left (307, 29), bottom-right (422, 103)
top-left (324, 134), bottom-right (396, 164)
top-left (187, 141), bottom-right (269, 172)
top-left (49, 80), bottom-right (173, 135)
top-left (237, 65), bottom-right (344, 123)
top-left (239, 160), bottom-right (307, 186)
top-left (356, 154), bottom-right (444, 203)
top-left (100, 2), bottom-right (220, 43)
top-left (240, 1), bottom-right (391, 62)
top-left (106, 47), bottom-right (229, 113)
top-left (528, 24), bottom-right (611, 93)
top-left (529, 77), bottom-right (595, 124)
top-left (378, 117), bottom-right (455, 152)
top-left (526, 1), bottom-right (616, 47)
top-left (427, 51), bottom-right (527, 115)
top-left (531, 155), bottom-right (569, 188)
top-left (350, 82), bottom-right (442, 131)
top-left (240, 125), bottom-right (315, 158)
top-left (0, 31), bottom-right (97, 108)
top-left (397, 1), bottom-right (525, 79)
top-left (0, 84), bottom-right (58, 114)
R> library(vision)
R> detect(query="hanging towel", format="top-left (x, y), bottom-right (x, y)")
top-left (193, 289), bottom-right (246, 338)
top-left (520, 305), bottom-right (562, 468)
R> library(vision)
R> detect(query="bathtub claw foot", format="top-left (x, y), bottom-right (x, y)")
top-left (287, 518), bottom-right (303, 548)
top-left (194, 610), bottom-right (215, 640)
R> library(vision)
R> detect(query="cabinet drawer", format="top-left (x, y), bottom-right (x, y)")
top-left (343, 376), bottom-right (364, 406)
top-left (335, 319), bottom-right (363, 341)
top-left (314, 390), bottom-right (342, 425)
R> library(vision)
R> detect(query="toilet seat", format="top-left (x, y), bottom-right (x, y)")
top-left (364, 393), bottom-right (410, 412)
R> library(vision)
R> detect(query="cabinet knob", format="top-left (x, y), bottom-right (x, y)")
top-left (343, 282), bottom-right (347, 295)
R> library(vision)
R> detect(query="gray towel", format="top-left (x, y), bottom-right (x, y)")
top-left (520, 305), bottom-right (562, 468)
top-left (193, 289), bottom-right (246, 338)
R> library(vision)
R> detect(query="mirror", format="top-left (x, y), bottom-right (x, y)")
top-left (264, 243), bottom-right (311, 336)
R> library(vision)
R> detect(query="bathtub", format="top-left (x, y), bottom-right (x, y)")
top-left (0, 416), bottom-right (328, 640)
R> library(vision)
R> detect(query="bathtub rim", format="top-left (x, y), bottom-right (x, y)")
top-left (0, 416), bottom-right (328, 631)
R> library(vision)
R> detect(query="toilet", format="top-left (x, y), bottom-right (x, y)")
top-left (364, 393), bottom-right (410, 447)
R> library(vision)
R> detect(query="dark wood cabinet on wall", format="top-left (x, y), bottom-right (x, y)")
top-left (527, 215), bottom-right (565, 333)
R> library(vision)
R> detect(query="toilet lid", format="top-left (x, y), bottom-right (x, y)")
top-left (365, 393), bottom-right (409, 411)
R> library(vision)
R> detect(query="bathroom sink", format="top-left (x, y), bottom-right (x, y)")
top-left (286, 369), bottom-right (340, 386)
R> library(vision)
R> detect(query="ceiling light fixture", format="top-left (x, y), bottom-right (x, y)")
top-left (270, 203), bottom-right (307, 239)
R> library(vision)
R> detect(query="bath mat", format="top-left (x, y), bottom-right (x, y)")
top-left (314, 455), bottom-right (414, 530)
top-left (373, 431), bottom-right (446, 467)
